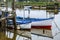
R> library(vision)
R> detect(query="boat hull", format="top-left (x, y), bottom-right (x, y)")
top-left (19, 23), bottom-right (31, 29)
top-left (7, 23), bottom-right (31, 30)
top-left (31, 19), bottom-right (52, 30)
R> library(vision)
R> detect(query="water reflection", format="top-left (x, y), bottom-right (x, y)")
top-left (0, 29), bottom-right (31, 40)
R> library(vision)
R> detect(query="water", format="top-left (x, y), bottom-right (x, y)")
top-left (0, 8), bottom-right (60, 40)
top-left (0, 29), bottom-right (31, 40)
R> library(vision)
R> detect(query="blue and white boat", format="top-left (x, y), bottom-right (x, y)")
top-left (16, 17), bottom-right (54, 29)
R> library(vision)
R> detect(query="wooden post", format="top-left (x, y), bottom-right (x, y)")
top-left (12, 0), bottom-right (17, 30)
top-left (12, 30), bottom-right (17, 40)
top-left (6, 0), bottom-right (8, 12)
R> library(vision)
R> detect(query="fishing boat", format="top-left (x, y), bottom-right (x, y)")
top-left (16, 17), bottom-right (54, 30)
top-left (23, 5), bottom-right (54, 30)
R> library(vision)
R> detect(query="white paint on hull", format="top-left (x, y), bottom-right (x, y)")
top-left (31, 19), bottom-right (53, 26)
top-left (8, 23), bottom-right (31, 29)
top-left (19, 23), bottom-right (31, 29)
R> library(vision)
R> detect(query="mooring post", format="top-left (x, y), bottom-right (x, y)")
top-left (12, 0), bottom-right (17, 30)
top-left (5, 0), bottom-right (8, 12)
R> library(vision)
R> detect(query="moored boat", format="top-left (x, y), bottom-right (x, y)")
top-left (16, 17), bottom-right (54, 30)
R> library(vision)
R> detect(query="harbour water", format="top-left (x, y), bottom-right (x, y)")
top-left (0, 28), bottom-right (31, 40)
top-left (0, 8), bottom-right (60, 40)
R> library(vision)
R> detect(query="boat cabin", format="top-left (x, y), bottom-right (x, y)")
top-left (24, 5), bottom-right (32, 10)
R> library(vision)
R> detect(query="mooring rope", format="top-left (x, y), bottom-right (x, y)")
top-left (53, 20), bottom-right (60, 31)
top-left (53, 20), bottom-right (60, 37)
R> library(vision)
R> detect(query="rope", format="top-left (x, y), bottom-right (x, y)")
top-left (53, 20), bottom-right (60, 31)
top-left (53, 20), bottom-right (60, 37)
